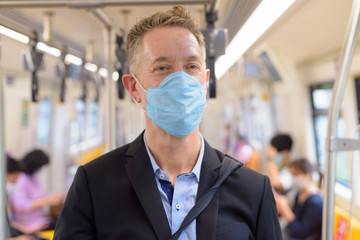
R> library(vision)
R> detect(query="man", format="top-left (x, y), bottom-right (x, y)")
top-left (54, 6), bottom-right (281, 240)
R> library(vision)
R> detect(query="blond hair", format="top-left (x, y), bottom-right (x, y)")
top-left (126, 6), bottom-right (205, 73)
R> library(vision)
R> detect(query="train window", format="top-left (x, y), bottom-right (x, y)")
top-left (36, 98), bottom-right (52, 145)
top-left (70, 99), bottom-right (86, 145)
top-left (310, 82), bottom-right (350, 186)
top-left (75, 99), bottom-right (86, 140)
top-left (312, 88), bottom-right (333, 109)
top-left (238, 97), bottom-right (261, 141)
top-left (239, 98), bottom-right (249, 139)
top-left (70, 65), bottom-right (80, 80)
top-left (86, 101), bottom-right (98, 138)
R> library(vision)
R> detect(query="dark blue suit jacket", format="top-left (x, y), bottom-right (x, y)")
top-left (54, 132), bottom-right (282, 239)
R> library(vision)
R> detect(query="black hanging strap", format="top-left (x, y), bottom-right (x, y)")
top-left (169, 155), bottom-right (242, 240)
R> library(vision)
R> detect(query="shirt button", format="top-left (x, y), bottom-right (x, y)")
top-left (160, 174), bottom-right (164, 179)
top-left (175, 203), bottom-right (181, 211)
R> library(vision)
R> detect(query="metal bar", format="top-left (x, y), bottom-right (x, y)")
top-left (0, 0), bottom-right (210, 8)
top-left (323, 0), bottom-right (360, 239)
top-left (0, 55), bottom-right (7, 240)
top-left (91, 9), bottom-right (113, 29)
top-left (91, 8), bottom-right (117, 152)
top-left (103, 27), bottom-right (117, 152)
top-left (91, 9), bottom-right (124, 37)
top-left (0, 11), bottom-right (85, 58)
top-left (327, 136), bottom-right (360, 151)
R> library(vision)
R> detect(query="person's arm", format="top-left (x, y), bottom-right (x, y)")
top-left (53, 166), bottom-right (96, 240)
top-left (30, 194), bottom-right (62, 210)
top-left (10, 219), bottom-right (48, 234)
top-left (266, 147), bottom-right (283, 190)
top-left (268, 160), bottom-right (284, 190)
top-left (8, 236), bottom-right (35, 240)
top-left (255, 176), bottom-right (283, 240)
top-left (11, 176), bottom-right (62, 213)
top-left (274, 193), bottom-right (295, 222)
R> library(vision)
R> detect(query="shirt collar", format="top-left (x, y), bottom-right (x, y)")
top-left (143, 131), bottom-right (204, 182)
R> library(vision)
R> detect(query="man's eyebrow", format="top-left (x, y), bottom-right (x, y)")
top-left (151, 55), bottom-right (201, 65)
top-left (151, 56), bottom-right (169, 65)
top-left (186, 55), bottom-right (201, 61)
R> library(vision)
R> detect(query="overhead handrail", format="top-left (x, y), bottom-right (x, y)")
top-left (0, 0), bottom-right (211, 8)
top-left (323, 0), bottom-right (360, 239)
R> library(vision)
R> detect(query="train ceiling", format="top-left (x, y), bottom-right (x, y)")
top-left (0, 0), bottom-right (356, 69)
top-left (0, 0), bottom-right (261, 67)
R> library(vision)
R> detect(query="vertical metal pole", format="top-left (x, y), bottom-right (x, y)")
top-left (104, 27), bottom-right (116, 152)
top-left (0, 60), bottom-right (7, 239)
top-left (323, 1), bottom-right (360, 239)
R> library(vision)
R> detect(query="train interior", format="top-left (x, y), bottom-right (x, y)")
top-left (1, 0), bottom-right (360, 239)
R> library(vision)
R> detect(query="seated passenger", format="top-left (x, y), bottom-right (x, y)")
top-left (10, 150), bottom-right (63, 233)
top-left (275, 158), bottom-right (322, 240)
top-left (6, 156), bottom-right (37, 240)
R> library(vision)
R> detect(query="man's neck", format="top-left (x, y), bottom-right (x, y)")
top-left (145, 127), bottom-right (201, 185)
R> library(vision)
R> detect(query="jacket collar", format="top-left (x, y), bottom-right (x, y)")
top-left (125, 132), bottom-right (172, 239)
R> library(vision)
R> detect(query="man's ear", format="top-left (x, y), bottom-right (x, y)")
top-left (122, 74), bottom-right (142, 103)
top-left (205, 68), bottom-right (210, 91)
top-left (205, 68), bottom-right (210, 85)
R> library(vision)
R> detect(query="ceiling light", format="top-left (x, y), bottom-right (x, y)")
top-left (36, 42), bottom-right (61, 57)
top-left (112, 71), bottom-right (119, 81)
top-left (0, 25), bottom-right (29, 44)
top-left (215, 0), bottom-right (296, 79)
top-left (65, 54), bottom-right (83, 66)
top-left (98, 68), bottom-right (108, 77)
top-left (85, 62), bottom-right (98, 72)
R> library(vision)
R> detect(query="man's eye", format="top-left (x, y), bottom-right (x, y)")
top-left (185, 64), bottom-right (201, 74)
top-left (189, 65), bottom-right (199, 69)
top-left (155, 66), bottom-right (169, 71)
top-left (185, 64), bottom-right (199, 70)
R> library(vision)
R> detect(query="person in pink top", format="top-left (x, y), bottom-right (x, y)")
top-left (10, 150), bottom-right (63, 234)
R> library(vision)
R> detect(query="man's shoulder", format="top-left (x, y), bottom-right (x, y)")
top-left (233, 164), bottom-right (267, 185)
top-left (220, 154), bottom-right (268, 191)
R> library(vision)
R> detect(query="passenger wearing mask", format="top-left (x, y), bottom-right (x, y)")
top-left (267, 134), bottom-right (294, 193)
top-left (275, 158), bottom-right (322, 240)
top-left (10, 150), bottom-right (63, 233)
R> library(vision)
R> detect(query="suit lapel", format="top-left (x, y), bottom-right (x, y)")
top-left (196, 140), bottom-right (222, 240)
top-left (125, 133), bottom-right (171, 240)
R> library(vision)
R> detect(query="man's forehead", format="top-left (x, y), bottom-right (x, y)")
top-left (140, 27), bottom-right (204, 60)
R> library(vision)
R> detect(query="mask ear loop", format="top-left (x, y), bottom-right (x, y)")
top-left (131, 74), bottom-right (147, 112)
top-left (132, 74), bottom-right (147, 92)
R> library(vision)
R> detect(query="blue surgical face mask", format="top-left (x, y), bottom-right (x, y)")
top-left (133, 71), bottom-right (207, 137)
top-left (274, 153), bottom-right (282, 167)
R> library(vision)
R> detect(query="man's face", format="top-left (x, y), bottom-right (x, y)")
top-left (133, 26), bottom-right (209, 104)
